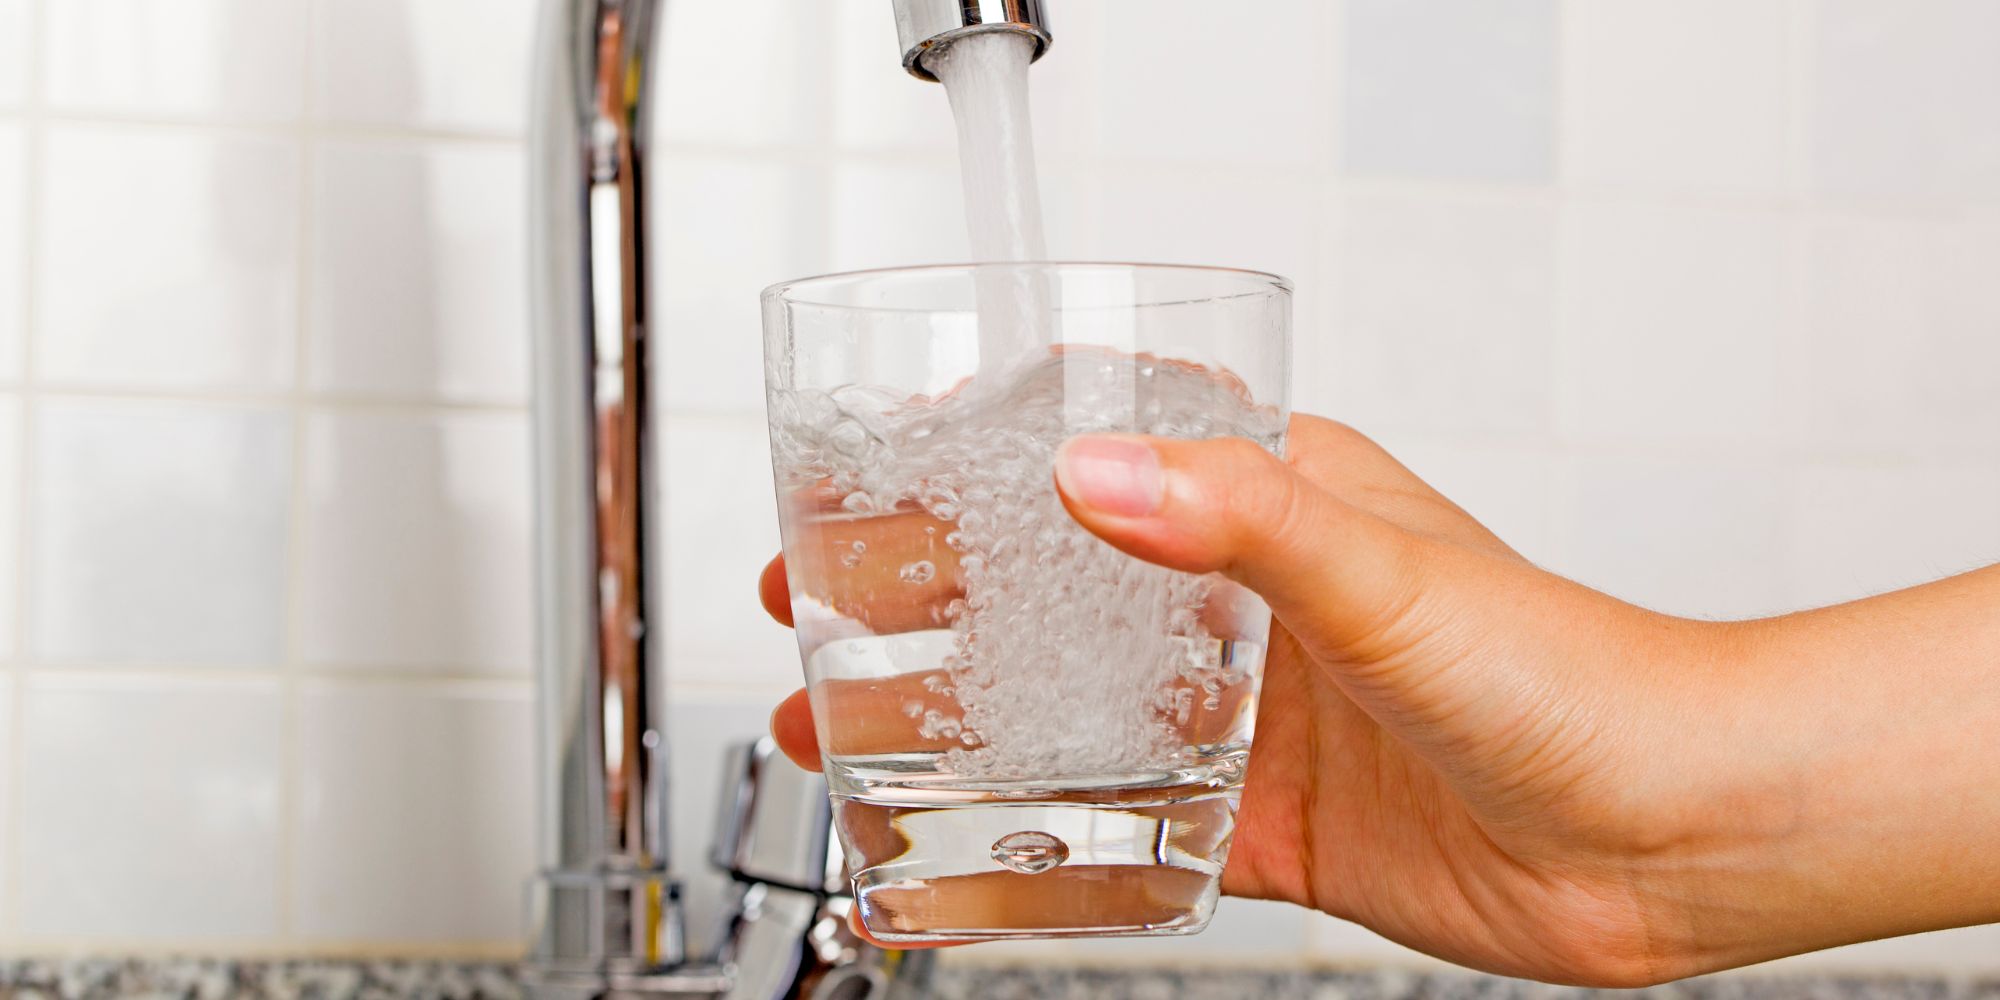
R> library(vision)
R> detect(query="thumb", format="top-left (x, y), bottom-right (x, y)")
top-left (1052, 433), bottom-right (1426, 662)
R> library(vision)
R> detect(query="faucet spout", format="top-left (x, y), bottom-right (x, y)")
top-left (892, 0), bottom-right (1052, 81)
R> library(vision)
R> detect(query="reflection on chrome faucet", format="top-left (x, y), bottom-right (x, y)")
top-left (524, 0), bottom-right (1049, 996)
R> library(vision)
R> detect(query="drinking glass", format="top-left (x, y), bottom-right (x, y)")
top-left (761, 262), bottom-right (1291, 941)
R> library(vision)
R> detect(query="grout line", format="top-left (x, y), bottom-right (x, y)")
top-left (1548, 0), bottom-right (1568, 188)
top-left (6, 383), bottom-right (528, 415)
top-left (1787, 0), bottom-right (1815, 201)
top-left (22, 109), bottom-right (526, 147)
top-left (1, 0), bottom-right (46, 943)
top-left (274, 0), bottom-right (317, 943)
top-left (10, 664), bottom-right (536, 689)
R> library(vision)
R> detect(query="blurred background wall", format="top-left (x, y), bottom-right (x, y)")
top-left (0, 0), bottom-right (1996, 973)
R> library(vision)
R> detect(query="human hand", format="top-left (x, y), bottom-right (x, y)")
top-left (761, 415), bottom-right (2000, 984)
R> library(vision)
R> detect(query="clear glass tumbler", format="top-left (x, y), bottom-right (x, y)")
top-left (761, 262), bottom-right (1291, 941)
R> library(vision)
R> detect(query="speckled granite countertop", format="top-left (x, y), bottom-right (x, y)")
top-left (0, 960), bottom-right (1992, 1000)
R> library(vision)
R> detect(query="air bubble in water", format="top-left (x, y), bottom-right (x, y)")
top-left (991, 830), bottom-right (1068, 875)
top-left (769, 354), bottom-right (1282, 779)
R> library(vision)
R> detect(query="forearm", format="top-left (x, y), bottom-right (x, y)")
top-left (1671, 564), bottom-right (2000, 970)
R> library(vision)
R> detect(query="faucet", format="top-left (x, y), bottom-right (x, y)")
top-left (523, 1), bottom-right (1050, 997)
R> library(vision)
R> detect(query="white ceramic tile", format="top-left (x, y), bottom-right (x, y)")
top-left (295, 679), bottom-right (533, 943)
top-left (299, 409), bottom-right (531, 674)
top-left (1786, 463), bottom-right (2000, 610)
top-left (0, 396), bottom-right (17, 657)
top-left (1307, 912), bottom-right (1452, 968)
top-left (0, 123), bottom-right (22, 381)
top-left (827, 159), bottom-right (965, 272)
top-left (1811, 0), bottom-right (2000, 201)
top-left (1337, 190), bottom-right (1555, 435)
top-left (1754, 924), bottom-right (2000, 974)
top-left (0, 0), bottom-right (29, 108)
top-left (1557, 200), bottom-right (1792, 447)
top-left (1343, 0), bottom-right (1557, 182)
top-left (1553, 454), bottom-right (1790, 619)
top-left (1019, 2), bottom-right (1104, 165)
top-left (1084, 169), bottom-right (1323, 341)
top-left (664, 417), bottom-right (799, 693)
top-left (313, 0), bottom-right (536, 133)
top-left (1291, 194), bottom-right (1346, 421)
top-left (1561, 0), bottom-right (1790, 194)
top-left (30, 399), bottom-right (291, 665)
top-left (37, 126), bottom-right (299, 392)
top-left (19, 674), bottom-right (282, 938)
top-left (661, 0), bottom-right (826, 149)
top-left (655, 155), bottom-right (818, 414)
top-left (0, 677), bottom-right (9, 903)
top-left (1096, 0), bottom-right (1331, 170)
top-left (829, 0), bottom-right (953, 154)
top-left (309, 140), bottom-right (527, 404)
top-left (1801, 214), bottom-right (2000, 459)
top-left (1370, 433), bottom-right (1560, 566)
top-left (45, 0), bottom-right (307, 120)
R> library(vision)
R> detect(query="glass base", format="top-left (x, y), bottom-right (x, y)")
top-left (834, 790), bottom-right (1236, 942)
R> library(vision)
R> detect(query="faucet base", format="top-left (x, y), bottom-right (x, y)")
top-left (528, 867), bottom-right (688, 988)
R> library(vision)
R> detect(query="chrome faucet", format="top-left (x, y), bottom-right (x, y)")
top-left (524, 1), bottom-right (1050, 997)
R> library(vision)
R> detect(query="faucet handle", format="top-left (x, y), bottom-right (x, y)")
top-left (712, 739), bottom-right (844, 896)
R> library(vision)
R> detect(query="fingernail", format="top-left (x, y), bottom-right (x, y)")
top-left (1055, 436), bottom-right (1163, 517)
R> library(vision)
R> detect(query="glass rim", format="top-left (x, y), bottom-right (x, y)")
top-left (760, 260), bottom-right (1294, 312)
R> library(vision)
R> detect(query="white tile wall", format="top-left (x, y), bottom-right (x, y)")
top-left (1786, 463), bottom-right (2000, 610)
top-left (30, 398), bottom-right (292, 666)
top-left (311, 0), bottom-right (536, 135)
top-left (1810, 0), bottom-right (2000, 202)
top-left (1560, 0), bottom-right (1792, 195)
top-left (1555, 453), bottom-right (1791, 619)
top-left (1557, 199), bottom-right (1793, 448)
top-left (1337, 189), bottom-right (1556, 436)
top-left (298, 408), bottom-right (531, 674)
top-left (1096, 0), bottom-right (1334, 171)
top-left (44, 0), bottom-right (308, 121)
top-left (1343, 0), bottom-right (1558, 182)
top-left (0, 124), bottom-right (24, 382)
top-left (294, 679), bottom-right (532, 943)
top-left (308, 140), bottom-right (528, 404)
top-left (0, 0), bottom-right (29, 111)
top-left (38, 126), bottom-right (300, 392)
top-left (1801, 213), bottom-right (2000, 459)
top-left (654, 154), bottom-right (819, 415)
top-left (660, 0), bottom-right (829, 150)
top-left (2, 0), bottom-right (1998, 978)
top-left (0, 397), bottom-right (17, 657)
top-left (18, 674), bottom-right (282, 939)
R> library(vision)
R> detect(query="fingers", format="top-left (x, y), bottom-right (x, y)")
top-left (768, 689), bottom-right (820, 771)
top-left (759, 555), bottom-right (793, 627)
top-left (770, 503), bottom-right (964, 636)
top-left (1053, 433), bottom-right (1427, 662)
